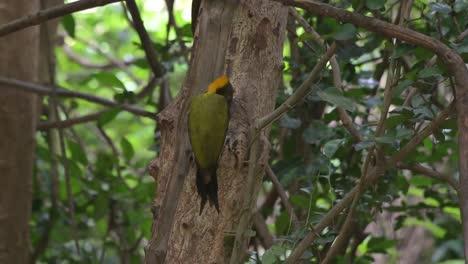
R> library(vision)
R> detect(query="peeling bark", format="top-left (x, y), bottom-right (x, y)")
top-left (145, 1), bottom-right (287, 263)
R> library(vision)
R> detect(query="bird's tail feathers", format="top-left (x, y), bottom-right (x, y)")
top-left (196, 167), bottom-right (220, 215)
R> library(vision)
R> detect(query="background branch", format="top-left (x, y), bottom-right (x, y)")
top-left (124, 0), bottom-right (165, 78)
top-left (0, 0), bottom-right (122, 37)
top-left (0, 76), bottom-right (155, 119)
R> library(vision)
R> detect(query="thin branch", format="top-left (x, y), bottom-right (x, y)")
top-left (48, 46), bottom-right (81, 258)
top-left (397, 162), bottom-right (460, 192)
top-left (96, 126), bottom-right (131, 190)
top-left (457, 28), bottom-right (468, 42)
top-left (252, 212), bottom-right (274, 249)
top-left (124, 0), bottom-right (165, 78)
top-left (256, 43), bottom-right (337, 130)
top-left (0, 76), bottom-right (156, 119)
top-left (37, 109), bottom-right (108, 130)
top-left (288, 8), bottom-right (363, 142)
top-left (265, 165), bottom-right (299, 227)
top-left (65, 36), bottom-right (142, 84)
top-left (0, 0), bottom-right (122, 37)
top-left (62, 44), bottom-right (142, 70)
top-left (230, 132), bottom-right (261, 264)
top-left (388, 102), bottom-right (455, 164)
top-left (320, 204), bottom-right (356, 264)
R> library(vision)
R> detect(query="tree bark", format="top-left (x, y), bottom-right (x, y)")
top-left (145, 0), bottom-right (287, 263)
top-left (0, 0), bottom-right (40, 263)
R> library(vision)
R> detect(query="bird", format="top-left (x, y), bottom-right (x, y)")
top-left (188, 75), bottom-right (233, 214)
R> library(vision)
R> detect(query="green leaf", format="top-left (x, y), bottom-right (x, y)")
top-left (61, 14), bottom-right (76, 38)
top-left (134, 58), bottom-right (149, 69)
top-left (303, 120), bottom-right (334, 144)
top-left (455, 0), bottom-right (468, 13)
top-left (95, 152), bottom-right (115, 177)
top-left (262, 244), bottom-right (287, 264)
top-left (68, 159), bottom-right (83, 184)
top-left (386, 115), bottom-right (409, 129)
top-left (396, 127), bottom-right (413, 139)
top-left (296, 32), bottom-right (319, 43)
top-left (354, 139), bottom-right (376, 151)
top-left (418, 66), bottom-right (442, 79)
top-left (333, 23), bottom-right (357, 40)
top-left (317, 87), bottom-right (356, 112)
top-left (404, 218), bottom-right (446, 238)
top-left (323, 139), bottom-right (345, 158)
top-left (279, 114), bottom-right (301, 129)
top-left (366, 236), bottom-right (396, 253)
top-left (429, 2), bottom-right (451, 14)
top-left (177, 23), bottom-right (193, 38)
top-left (92, 72), bottom-right (126, 91)
top-left (375, 135), bottom-right (395, 144)
top-left (366, 0), bottom-right (385, 10)
top-left (392, 79), bottom-right (413, 96)
top-left (393, 44), bottom-right (414, 58)
top-left (98, 108), bottom-right (121, 127)
top-left (67, 140), bottom-right (88, 165)
top-left (120, 137), bottom-right (135, 161)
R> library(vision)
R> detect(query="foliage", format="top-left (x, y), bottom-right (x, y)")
top-left (32, 0), bottom-right (191, 262)
top-left (29, 0), bottom-right (467, 263)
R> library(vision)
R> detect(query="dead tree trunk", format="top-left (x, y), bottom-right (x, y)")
top-left (145, 0), bottom-right (287, 263)
top-left (0, 0), bottom-right (40, 263)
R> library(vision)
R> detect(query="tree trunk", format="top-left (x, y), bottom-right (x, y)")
top-left (145, 0), bottom-right (287, 263)
top-left (0, 0), bottom-right (40, 263)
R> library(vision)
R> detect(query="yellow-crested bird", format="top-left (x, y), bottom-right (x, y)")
top-left (188, 75), bottom-right (233, 214)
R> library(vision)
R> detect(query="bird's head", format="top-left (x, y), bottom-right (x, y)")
top-left (207, 75), bottom-right (233, 104)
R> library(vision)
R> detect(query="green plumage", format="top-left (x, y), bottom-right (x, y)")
top-left (189, 93), bottom-right (229, 169)
top-left (188, 93), bottom-right (229, 213)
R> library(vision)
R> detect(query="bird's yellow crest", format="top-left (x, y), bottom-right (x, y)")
top-left (207, 75), bottom-right (229, 94)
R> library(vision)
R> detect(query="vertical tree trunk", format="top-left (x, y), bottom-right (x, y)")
top-left (0, 0), bottom-right (40, 263)
top-left (145, 0), bottom-right (287, 263)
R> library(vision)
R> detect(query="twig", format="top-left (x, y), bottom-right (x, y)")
top-left (265, 165), bottom-right (299, 227)
top-left (136, 75), bottom-right (158, 99)
top-left (230, 132), bottom-right (261, 264)
top-left (37, 109), bottom-right (108, 130)
top-left (67, 36), bottom-right (142, 84)
top-left (256, 43), bottom-right (337, 130)
top-left (388, 102), bottom-right (455, 164)
top-left (48, 45), bottom-right (81, 258)
top-left (288, 8), bottom-right (363, 142)
top-left (0, 0), bottom-right (122, 37)
top-left (124, 0), bottom-right (165, 78)
top-left (62, 44), bottom-right (142, 70)
top-left (96, 126), bottom-right (131, 190)
top-left (0, 76), bottom-right (156, 119)
top-left (457, 28), bottom-right (468, 42)
top-left (397, 162), bottom-right (460, 192)
top-left (252, 212), bottom-right (274, 249)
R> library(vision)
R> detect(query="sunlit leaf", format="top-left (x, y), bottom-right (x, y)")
top-left (67, 140), bottom-right (88, 166)
top-left (61, 14), bottom-right (76, 38)
top-left (120, 137), bottom-right (135, 161)
top-left (98, 108), bottom-right (122, 127)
